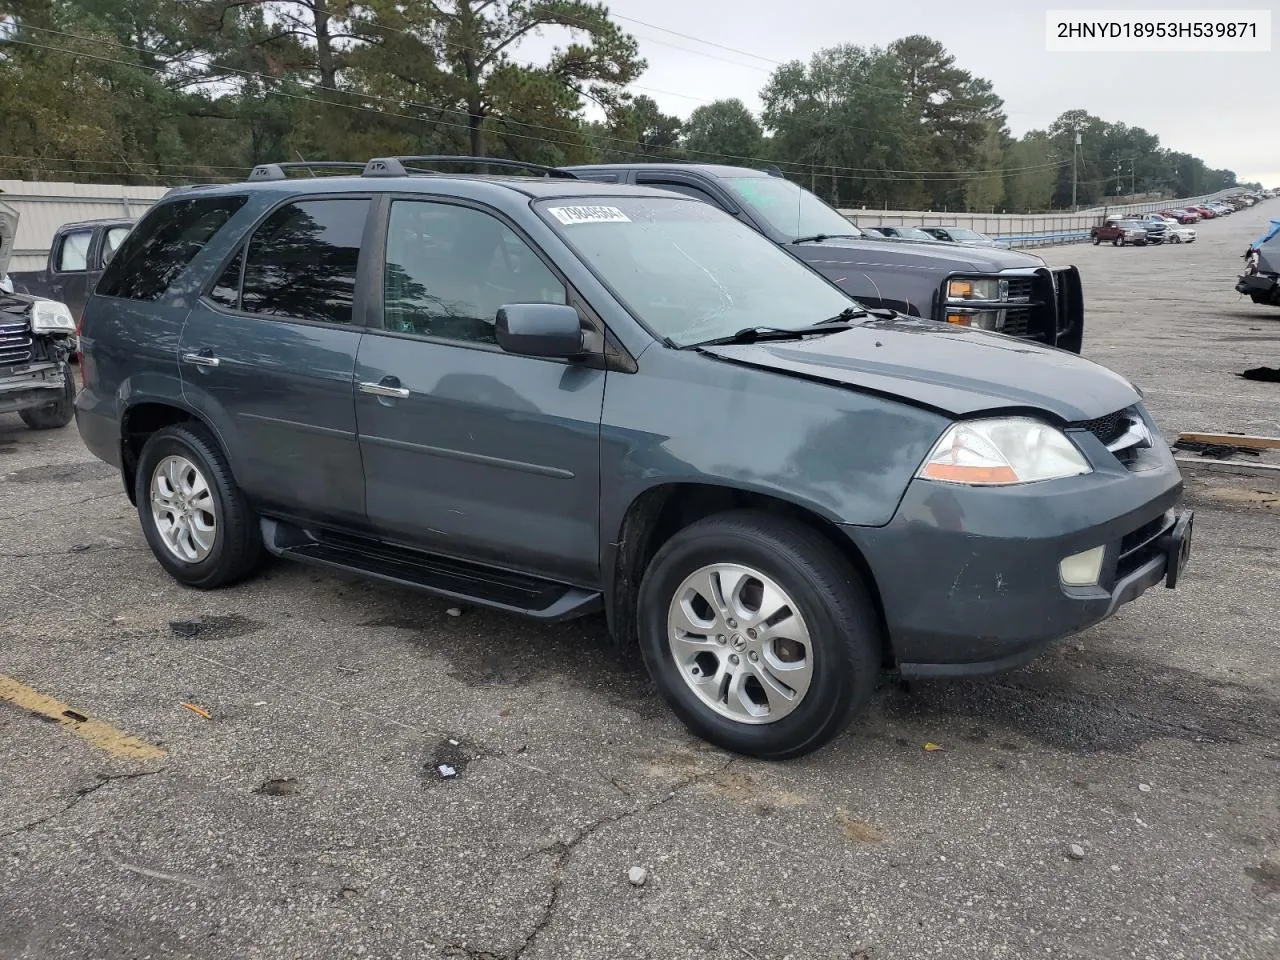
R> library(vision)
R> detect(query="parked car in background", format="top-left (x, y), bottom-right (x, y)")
top-left (1162, 222), bottom-right (1197, 244)
top-left (917, 225), bottom-right (1000, 247)
top-left (1160, 209), bottom-right (1200, 223)
top-left (74, 156), bottom-right (1193, 759)
top-left (0, 277), bottom-right (79, 431)
top-left (1188, 205), bottom-right (1216, 219)
top-left (6, 218), bottom-right (134, 325)
top-left (565, 163), bottom-right (1084, 351)
top-left (861, 225), bottom-right (937, 241)
top-left (1092, 218), bottom-right (1150, 246)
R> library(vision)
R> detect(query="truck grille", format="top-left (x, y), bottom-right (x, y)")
top-left (1002, 309), bottom-right (1030, 338)
top-left (0, 318), bottom-right (33, 367)
top-left (1005, 278), bottom-right (1033, 302)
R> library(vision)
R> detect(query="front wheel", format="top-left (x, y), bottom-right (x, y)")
top-left (19, 361), bottom-right (75, 430)
top-left (636, 511), bottom-right (882, 760)
top-left (135, 423), bottom-right (263, 589)
top-left (1092, 235), bottom-right (1100, 245)
top-left (1113, 236), bottom-right (1122, 246)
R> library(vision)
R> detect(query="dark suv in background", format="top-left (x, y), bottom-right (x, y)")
top-left (75, 156), bottom-right (1190, 759)
top-left (565, 163), bottom-right (1084, 353)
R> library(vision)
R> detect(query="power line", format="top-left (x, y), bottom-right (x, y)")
top-left (9, 25), bottom-right (1064, 181)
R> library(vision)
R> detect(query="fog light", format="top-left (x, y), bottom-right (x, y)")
top-left (1059, 546), bottom-right (1105, 587)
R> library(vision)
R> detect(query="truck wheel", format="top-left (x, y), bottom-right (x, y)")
top-left (134, 423), bottom-right (263, 589)
top-left (1114, 237), bottom-right (1122, 247)
top-left (19, 361), bottom-right (75, 430)
top-left (1092, 235), bottom-right (1100, 245)
top-left (636, 510), bottom-right (882, 760)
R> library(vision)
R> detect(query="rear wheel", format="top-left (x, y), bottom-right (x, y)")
top-left (19, 361), bottom-right (75, 430)
top-left (636, 511), bottom-right (882, 760)
top-left (135, 423), bottom-right (263, 589)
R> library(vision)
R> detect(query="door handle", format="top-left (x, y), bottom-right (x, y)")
top-left (358, 381), bottom-right (410, 399)
top-left (182, 352), bottom-right (220, 368)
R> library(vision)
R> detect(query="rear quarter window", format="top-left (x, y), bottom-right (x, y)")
top-left (97, 195), bottom-right (248, 302)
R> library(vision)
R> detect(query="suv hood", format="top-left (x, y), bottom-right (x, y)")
top-left (0, 205), bottom-right (15, 278)
top-left (797, 236), bottom-right (1046, 273)
top-left (700, 316), bottom-right (1138, 422)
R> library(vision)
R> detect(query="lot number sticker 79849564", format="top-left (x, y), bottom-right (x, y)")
top-left (547, 205), bottom-right (632, 225)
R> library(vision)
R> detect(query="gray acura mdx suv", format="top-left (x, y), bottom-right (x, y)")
top-left (76, 157), bottom-right (1193, 759)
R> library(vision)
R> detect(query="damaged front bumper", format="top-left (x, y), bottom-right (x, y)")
top-left (845, 424), bottom-right (1189, 678)
top-left (0, 361), bottom-right (67, 415)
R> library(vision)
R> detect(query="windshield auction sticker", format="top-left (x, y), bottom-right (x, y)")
top-left (1046, 10), bottom-right (1271, 51)
top-left (548, 206), bottom-right (632, 225)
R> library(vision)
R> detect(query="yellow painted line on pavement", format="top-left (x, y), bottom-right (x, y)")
top-left (0, 674), bottom-right (167, 761)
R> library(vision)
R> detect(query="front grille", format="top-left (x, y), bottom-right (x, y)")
top-left (1076, 410), bottom-right (1128, 447)
top-left (1005, 278), bottom-right (1033, 302)
top-left (0, 319), bottom-right (33, 367)
top-left (1117, 511), bottom-right (1174, 579)
top-left (1001, 308), bottom-right (1030, 338)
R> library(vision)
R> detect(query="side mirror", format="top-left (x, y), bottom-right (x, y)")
top-left (495, 303), bottom-right (586, 359)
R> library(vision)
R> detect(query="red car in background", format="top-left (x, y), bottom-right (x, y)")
top-left (1188, 205), bottom-right (1217, 218)
top-left (1160, 209), bottom-right (1201, 224)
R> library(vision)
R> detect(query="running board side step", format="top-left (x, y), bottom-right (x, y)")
top-left (260, 518), bottom-right (602, 622)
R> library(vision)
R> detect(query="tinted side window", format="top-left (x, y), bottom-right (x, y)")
top-left (208, 248), bottom-right (244, 310)
top-left (56, 231), bottom-right (93, 272)
top-left (241, 198), bottom-right (369, 325)
top-left (383, 200), bottom-right (566, 345)
top-left (98, 195), bottom-right (248, 301)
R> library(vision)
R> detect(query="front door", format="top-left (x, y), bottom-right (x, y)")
top-left (180, 196), bottom-right (373, 527)
top-left (355, 197), bottom-right (604, 584)
top-left (50, 228), bottom-right (95, 315)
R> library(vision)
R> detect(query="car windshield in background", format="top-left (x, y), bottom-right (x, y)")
top-left (718, 176), bottom-right (861, 242)
top-left (946, 227), bottom-right (989, 241)
top-left (894, 227), bottom-right (936, 240)
top-left (536, 196), bottom-right (860, 346)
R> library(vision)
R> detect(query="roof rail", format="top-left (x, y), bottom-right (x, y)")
top-left (361, 156), bottom-right (579, 179)
top-left (248, 162), bottom-right (368, 182)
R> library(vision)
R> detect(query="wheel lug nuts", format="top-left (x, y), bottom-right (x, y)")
top-left (729, 654), bottom-right (740, 665)
top-left (747, 628), bottom-right (757, 640)
top-left (748, 651), bottom-right (759, 662)
top-left (727, 618), bottom-right (738, 629)
top-left (716, 635), bottom-right (727, 644)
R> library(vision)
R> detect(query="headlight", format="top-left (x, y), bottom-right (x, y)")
top-left (30, 299), bottom-right (77, 334)
top-left (944, 308), bottom-right (1003, 331)
top-left (918, 417), bottom-right (1092, 485)
top-left (947, 278), bottom-right (1000, 301)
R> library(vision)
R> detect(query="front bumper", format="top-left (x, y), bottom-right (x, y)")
top-left (1236, 273), bottom-right (1278, 297)
top-left (846, 426), bottom-right (1188, 677)
top-left (0, 361), bottom-right (65, 415)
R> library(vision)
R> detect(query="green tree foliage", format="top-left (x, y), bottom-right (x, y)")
top-left (0, 9), bottom-right (1243, 205)
top-left (681, 97), bottom-right (762, 164)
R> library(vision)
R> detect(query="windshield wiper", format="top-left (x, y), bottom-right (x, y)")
top-left (791, 233), bottom-right (862, 244)
top-left (691, 320), bottom-right (856, 348)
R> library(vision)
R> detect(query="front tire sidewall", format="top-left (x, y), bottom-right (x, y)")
top-left (637, 520), bottom-right (877, 759)
top-left (135, 427), bottom-right (244, 588)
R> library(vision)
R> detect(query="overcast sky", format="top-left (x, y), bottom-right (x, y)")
top-left (530, 0), bottom-right (1275, 186)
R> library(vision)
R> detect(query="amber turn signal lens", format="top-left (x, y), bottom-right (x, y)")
top-left (947, 279), bottom-right (974, 298)
top-left (946, 313), bottom-right (972, 326)
top-left (919, 463), bottom-right (1020, 484)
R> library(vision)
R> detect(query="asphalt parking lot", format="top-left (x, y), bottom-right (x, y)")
top-left (2, 205), bottom-right (1278, 960)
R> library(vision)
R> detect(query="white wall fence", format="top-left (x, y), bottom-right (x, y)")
top-left (839, 187), bottom-right (1248, 248)
top-left (0, 181), bottom-right (168, 272)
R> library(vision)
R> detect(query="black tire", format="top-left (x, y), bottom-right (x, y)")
top-left (19, 361), bottom-right (75, 430)
top-left (134, 422), bottom-right (263, 589)
top-left (1092, 235), bottom-right (1100, 245)
top-left (1113, 236), bottom-right (1122, 247)
top-left (636, 510), bottom-right (882, 760)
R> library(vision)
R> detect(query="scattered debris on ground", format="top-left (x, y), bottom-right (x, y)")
top-left (627, 866), bottom-right (649, 886)
top-left (1067, 843), bottom-right (1087, 861)
top-left (1240, 366), bottom-right (1280, 383)
top-left (255, 778), bottom-right (299, 796)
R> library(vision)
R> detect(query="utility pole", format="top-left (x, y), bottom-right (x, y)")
top-left (1071, 130), bottom-right (1080, 210)
top-left (1130, 158), bottom-right (1135, 196)
top-left (1115, 159), bottom-right (1122, 196)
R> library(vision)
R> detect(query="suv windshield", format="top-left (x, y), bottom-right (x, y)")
top-left (537, 196), bottom-right (859, 346)
top-left (718, 176), bottom-right (862, 242)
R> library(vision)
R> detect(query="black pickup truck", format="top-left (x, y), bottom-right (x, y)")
top-left (5, 217), bottom-right (134, 324)
top-left (564, 163), bottom-right (1084, 353)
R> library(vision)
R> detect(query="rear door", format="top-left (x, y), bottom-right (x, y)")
top-left (179, 195), bottom-right (373, 528)
top-left (354, 196), bottom-right (605, 584)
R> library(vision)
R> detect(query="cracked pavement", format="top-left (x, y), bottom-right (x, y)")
top-left (2, 204), bottom-right (1279, 959)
